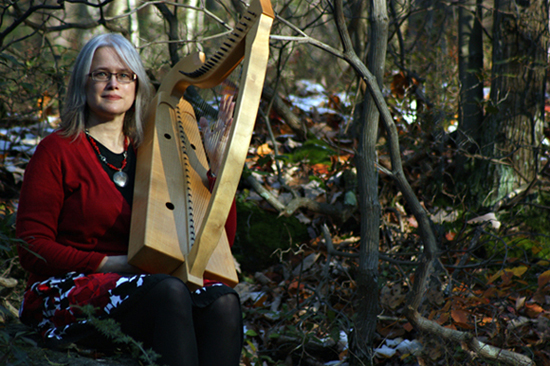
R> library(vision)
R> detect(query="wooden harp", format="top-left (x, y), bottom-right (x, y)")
top-left (128, 0), bottom-right (274, 288)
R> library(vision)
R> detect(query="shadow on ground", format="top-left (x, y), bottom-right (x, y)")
top-left (2, 321), bottom-right (141, 366)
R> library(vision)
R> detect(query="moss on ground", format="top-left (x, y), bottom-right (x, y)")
top-left (233, 199), bottom-right (310, 274)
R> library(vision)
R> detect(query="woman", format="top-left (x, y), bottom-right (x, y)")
top-left (16, 33), bottom-right (242, 366)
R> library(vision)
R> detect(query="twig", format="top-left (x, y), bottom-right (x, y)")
top-left (407, 309), bottom-right (534, 366)
top-left (321, 224), bottom-right (418, 265)
top-left (245, 174), bottom-right (286, 212)
top-left (245, 174), bottom-right (355, 223)
top-left (445, 226), bottom-right (483, 295)
top-left (282, 197), bottom-right (355, 223)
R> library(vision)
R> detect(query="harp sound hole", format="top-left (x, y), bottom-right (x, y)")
top-left (164, 133), bottom-right (172, 139)
top-left (190, 143), bottom-right (196, 150)
top-left (166, 202), bottom-right (175, 210)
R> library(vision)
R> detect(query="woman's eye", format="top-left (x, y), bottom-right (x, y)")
top-left (95, 71), bottom-right (108, 78)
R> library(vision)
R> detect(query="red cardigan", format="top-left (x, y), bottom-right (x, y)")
top-left (16, 131), bottom-right (236, 287)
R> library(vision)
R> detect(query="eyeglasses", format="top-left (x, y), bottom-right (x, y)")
top-left (88, 70), bottom-right (137, 84)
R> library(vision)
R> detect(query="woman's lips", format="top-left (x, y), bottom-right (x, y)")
top-left (103, 95), bottom-right (122, 100)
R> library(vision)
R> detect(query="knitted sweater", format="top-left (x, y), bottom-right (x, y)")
top-left (16, 131), bottom-right (236, 287)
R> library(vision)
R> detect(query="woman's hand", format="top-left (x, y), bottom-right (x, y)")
top-left (199, 95), bottom-right (235, 176)
top-left (96, 255), bottom-right (142, 274)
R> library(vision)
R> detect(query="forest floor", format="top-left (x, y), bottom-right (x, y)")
top-left (2, 80), bottom-right (550, 365)
top-left (2, 320), bottom-right (141, 365)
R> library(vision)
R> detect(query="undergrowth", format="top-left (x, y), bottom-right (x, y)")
top-left (0, 210), bottom-right (158, 365)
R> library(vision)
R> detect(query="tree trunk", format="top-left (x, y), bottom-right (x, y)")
top-left (350, 0), bottom-right (388, 364)
top-left (184, 0), bottom-right (203, 54)
top-left (472, 0), bottom-right (549, 207)
top-left (347, 0), bottom-right (368, 57)
top-left (127, 0), bottom-right (140, 47)
top-left (105, 0), bottom-right (127, 36)
top-left (455, 0), bottom-right (485, 180)
top-left (457, 0), bottom-right (484, 145)
top-left (58, 2), bottom-right (92, 48)
top-left (155, 3), bottom-right (180, 66)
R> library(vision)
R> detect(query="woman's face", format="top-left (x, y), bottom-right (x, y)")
top-left (85, 46), bottom-right (137, 124)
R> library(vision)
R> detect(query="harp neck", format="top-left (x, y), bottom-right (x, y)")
top-left (159, 0), bottom-right (274, 99)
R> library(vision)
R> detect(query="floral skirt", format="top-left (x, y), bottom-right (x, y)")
top-left (19, 272), bottom-right (236, 348)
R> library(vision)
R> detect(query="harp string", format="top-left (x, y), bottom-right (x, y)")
top-left (189, 64), bottom-right (243, 169)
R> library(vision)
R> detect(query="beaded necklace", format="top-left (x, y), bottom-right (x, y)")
top-left (85, 130), bottom-right (129, 187)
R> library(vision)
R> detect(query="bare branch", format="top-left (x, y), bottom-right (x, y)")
top-left (407, 309), bottom-right (535, 366)
top-left (64, 0), bottom-right (115, 8)
top-left (245, 174), bottom-right (355, 224)
top-left (273, 15), bottom-right (344, 58)
top-left (0, 2), bottom-right (63, 49)
top-left (245, 175), bottom-right (286, 212)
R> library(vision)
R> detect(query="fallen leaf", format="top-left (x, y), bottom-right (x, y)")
top-left (525, 303), bottom-right (545, 318)
top-left (436, 312), bottom-right (449, 325)
top-left (256, 143), bottom-right (273, 156)
top-left (538, 270), bottom-right (550, 289)
top-left (288, 280), bottom-right (305, 292)
top-left (483, 287), bottom-right (498, 298)
top-left (477, 316), bottom-right (494, 326)
top-left (466, 212), bottom-right (501, 229)
top-left (331, 154), bottom-right (351, 166)
top-left (311, 163), bottom-right (330, 176)
top-left (445, 231), bottom-right (456, 241)
top-left (487, 270), bottom-right (502, 284)
top-left (501, 271), bottom-right (513, 285)
top-left (510, 265), bottom-right (528, 277)
top-left (515, 296), bottom-right (526, 310)
top-left (451, 309), bottom-right (473, 329)
top-left (380, 284), bottom-right (407, 310)
top-left (507, 316), bottom-right (530, 330)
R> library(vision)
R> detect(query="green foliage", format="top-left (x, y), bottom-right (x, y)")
top-left (79, 305), bottom-right (160, 365)
top-left (0, 42), bottom-right (72, 124)
top-left (279, 138), bottom-right (336, 166)
top-left (0, 212), bottom-right (17, 253)
top-left (242, 328), bottom-right (273, 366)
top-left (516, 207), bottom-right (550, 251)
top-left (0, 328), bottom-right (38, 366)
top-left (481, 232), bottom-right (550, 266)
top-left (492, 192), bottom-right (550, 260)
top-left (0, 211), bottom-right (35, 365)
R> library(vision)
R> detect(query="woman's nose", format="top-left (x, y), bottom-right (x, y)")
top-left (106, 75), bottom-right (120, 88)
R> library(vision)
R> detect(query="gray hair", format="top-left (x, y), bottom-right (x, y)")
top-left (60, 33), bottom-right (152, 146)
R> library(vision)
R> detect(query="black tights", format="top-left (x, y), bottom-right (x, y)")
top-left (113, 277), bottom-right (243, 366)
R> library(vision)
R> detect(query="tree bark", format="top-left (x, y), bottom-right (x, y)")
top-left (184, 0), bottom-right (203, 54)
top-left (262, 86), bottom-right (308, 140)
top-left (347, 0), bottom-right (367, 56)
top-left (349, 0), bottom-right (387, 364)
top-left (155, 3), bottom-right (180, 66)
top-left (127, 0), bottom-right (140, 46)
top-left (457, 0), bottom-right (484, 146)
top-left (407, 310), bottom-right (534, 366)
top-left (472, 0), bottom-right (549, 207)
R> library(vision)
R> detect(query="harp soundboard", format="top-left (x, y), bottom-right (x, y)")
top-left (128, 0), bottom-right (274, 288)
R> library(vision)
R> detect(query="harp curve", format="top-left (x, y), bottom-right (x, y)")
top-left (128, 0), bottom-right (274, 289)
